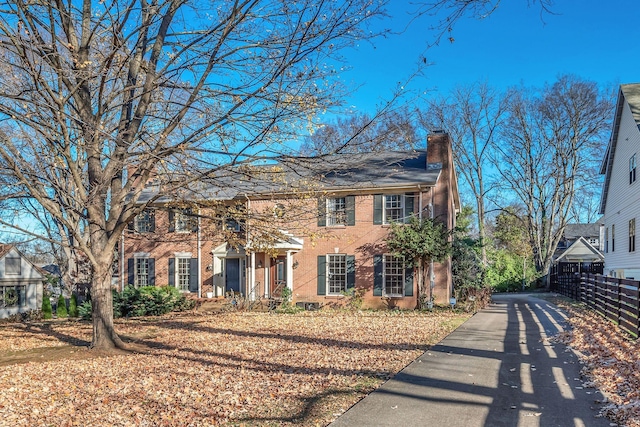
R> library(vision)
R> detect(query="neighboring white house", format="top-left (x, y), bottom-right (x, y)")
top-left (599, 83), bottom-right (640, 280)
top-left (0, 245), bottom-right (44, 319)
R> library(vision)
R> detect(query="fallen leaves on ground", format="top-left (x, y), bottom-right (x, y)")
top-left (552, 299), bottom-right (640, 427)
top-left (0, 310), bottom-right (469, 426)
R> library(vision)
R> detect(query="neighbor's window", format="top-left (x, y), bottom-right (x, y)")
top-left (384, 255), bottom-right (405, 297)
top-left (631, 154), bottom-right (637, 184)
top-left (612, 224), bottom-right (616, 252)
top-left (5, 256), bottom-right (21, 275)
top-left (605, 227), bottom-right (609, 253)
top-left (176, 258), bottom-right (190, 292)
top-left (327, 197), bottom-right (347, 226)
top-left (327, 254), bottom-right (347, 295)
top-left (135, 258), bottom-right (149, 287)
top-left (630, 219), bottom-right (636, 252)
top-left (1, 285), bottom-right (25, 308)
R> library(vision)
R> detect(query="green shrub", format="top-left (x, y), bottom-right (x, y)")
top-left (77, 286), bottom-right (196, 320)
top-left (68, 294), bottom-right (79, 317)
top-left (78, 301), bottom-right (92, 320)
top-left (42, 295), bottom-right (53, 319)
top-left (56, 295), bottom-right (68, 318)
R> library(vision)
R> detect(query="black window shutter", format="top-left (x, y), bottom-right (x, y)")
top-left (317, 198), bottom-right (326, 227)
top-left (346, 255), bottom-right (356, 290)
top-left (346, 196), bottom-right (355, 226)
top-left (373, 255), bottom-right (383, 296)
top-left (404, 263), bottom-right (414, 296)
top-left (190, 210), bottom-right (198, 232)
top-left (168, 210), bottom-right (175, 232)
top-left (404, 193), bottom-right (415, 223)
top-left (168, 258), bottom-right (175, 287)
top-left (149, 209), bottom-right (156, 233)
top-left (148, 258), bottom-right (155, 286)
top-left (189, 258), bottom-right (199, 293)
top-left (373, 194), bottom-right (383, 225)
top-left (127, 258), bottom-right (134, 287)
top-left (317, 255), bottom-right (326, 295)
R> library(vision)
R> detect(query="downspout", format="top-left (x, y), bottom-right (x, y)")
top-left (429, 187), bottom-right (435, 308)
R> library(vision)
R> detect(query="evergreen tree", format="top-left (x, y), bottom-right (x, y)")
top-left (56, 295), bottom-right (68, 318)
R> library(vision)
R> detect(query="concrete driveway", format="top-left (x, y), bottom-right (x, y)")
top-left (330, 293), bottom-right (612, 427)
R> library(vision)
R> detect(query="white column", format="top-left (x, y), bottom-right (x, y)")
top-left (286, 251), bottom-right (293, 293)
top-left (249, 252), bottom-right (256, 301)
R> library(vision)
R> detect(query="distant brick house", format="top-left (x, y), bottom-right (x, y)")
top-left (118, 132), bottom-right (460, 309)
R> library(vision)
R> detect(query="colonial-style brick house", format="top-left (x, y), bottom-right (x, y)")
top-left (119, 132), bottom-right (460, 309)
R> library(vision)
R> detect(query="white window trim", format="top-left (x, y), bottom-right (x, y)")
top-left (326, 197), bottom-right (347, 227)
top-left (383, 194), bottom-right (406, 225)
top-left (326, 253), bottom-right (347, 296)
top-left (382, 254), bottom-right (405, 298)
top-left (4, 256), bottom-right (21, 276)
top-left (134, 257), bottom-right (150, 288)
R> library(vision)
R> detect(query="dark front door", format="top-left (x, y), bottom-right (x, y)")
top-left (270, 257), bottom-right (286, 297)
top-left (226, 258), bottom-right (241, 294)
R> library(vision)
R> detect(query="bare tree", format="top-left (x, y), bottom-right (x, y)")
top-left (0, 0), bottom-right (399, 350)
top-left (419, 82), bottom-right (509, 265)
top-left (493, 75), bottom-right (613, 285)
top-left (301, 108), bottom-right (420, 155)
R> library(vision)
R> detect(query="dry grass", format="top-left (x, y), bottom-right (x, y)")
top-left (0, 309), bottom-right (469, 426)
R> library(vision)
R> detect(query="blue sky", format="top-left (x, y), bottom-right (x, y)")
top-left (341, 0), bottom-right (640, 113)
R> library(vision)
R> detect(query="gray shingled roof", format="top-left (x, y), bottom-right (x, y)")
top-left (138, 150), bottom-right (442, 204)
top-left (563, 223), bottom-right (601, 240)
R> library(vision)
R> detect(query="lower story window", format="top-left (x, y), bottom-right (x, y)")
top-left (177, 258), bottom-right (190, 292)
top-left (328, 254), bottom-right (347, 294)
top-left (384, 255), bottom-right (404, 297)
top-left (1, 285), bottom-right (25, 308)
top-left (135, 258), bottom-right (149, 287)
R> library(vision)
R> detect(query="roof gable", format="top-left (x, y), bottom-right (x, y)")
top-left (599, 83), bottom-right (640, 214)
top-left (555, 237), bottom-right (604, 263)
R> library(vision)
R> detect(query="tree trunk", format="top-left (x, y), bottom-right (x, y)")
top-left (90, 264), bottom-right (126, 350)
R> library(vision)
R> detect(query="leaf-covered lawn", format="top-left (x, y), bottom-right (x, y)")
top-left (0, 310), bottom-right (469, 426)
top-left (552, 298), bottom-right (640, 427)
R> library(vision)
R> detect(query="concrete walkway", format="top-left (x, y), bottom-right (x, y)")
top-left (330, 294), bottom-right (612, 427)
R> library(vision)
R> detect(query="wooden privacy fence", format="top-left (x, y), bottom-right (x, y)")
top-left (551, 265), bottom-right (640, 338)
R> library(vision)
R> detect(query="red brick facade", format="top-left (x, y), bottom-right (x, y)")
top-left (120, 133), bottom-right (460, 309)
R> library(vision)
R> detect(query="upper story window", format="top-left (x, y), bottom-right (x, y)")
top-left (588, 238), bottom-right (598, 246)
top-left (605, 227), bottom-right (609, 253)
top-left (318, 196), bottom-right (355, 227)
top-left (273, 203), bottom-right (286, 219)
top-left (328, 197), bottom-right (347, 226)
top-left (170, 208), bottom-right (197, 233)
top-left (630, 219), bottom-right (636, 252)
top-left (631, 154), bottom-right (637, 184)
top-left (5, 256), bottom-right (21, 275)
top-left (373, 194), bottom-right (414, 225)
top-left (133, 209), bottom-right (155, 233)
